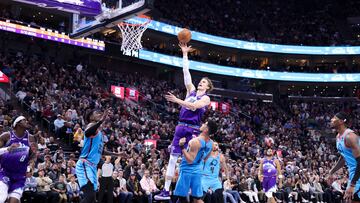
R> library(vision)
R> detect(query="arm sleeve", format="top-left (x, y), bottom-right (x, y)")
top-left (183, 55), bottom-right (192, 86)
top-left (84, 121), bottom-right (103, 137)
top-left (351, 157), bottom-right (360, 185)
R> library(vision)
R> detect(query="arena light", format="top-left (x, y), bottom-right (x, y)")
top-left (126, 16), bottom-right (360, 55)
top-left (0, 19), bottom-right (105, 51)
top-left (137, 50), bottom-right (360, 82)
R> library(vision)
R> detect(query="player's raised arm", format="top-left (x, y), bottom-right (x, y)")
top-left (84, 110), bottom-right (109, 137)
top-left (179, 42), bottom-right (196, 96)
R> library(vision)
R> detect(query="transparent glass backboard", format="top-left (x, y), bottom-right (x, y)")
top-left (70, 0), bottom-right (152, 38)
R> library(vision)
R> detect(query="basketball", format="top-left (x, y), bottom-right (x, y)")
top-left (177, 28), bottom-right (192, 43)
top-left (265, 137), bottom-right (274, 147)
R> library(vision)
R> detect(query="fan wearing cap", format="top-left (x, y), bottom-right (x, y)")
top-left (328, 112), bottom-right (360, 202)
top-left (0, 116), bottom-right (37, 203)
top-left (75, 110), bottom-right (127, 203)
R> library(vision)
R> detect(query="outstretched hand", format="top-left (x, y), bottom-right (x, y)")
top-left (179, 42), bottom-right (195, 54)
top-left (344, 185), bottom-right (355, 201)
top-left (164, 92), bottom-right (179, 103)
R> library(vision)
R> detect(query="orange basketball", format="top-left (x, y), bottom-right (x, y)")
top-left (177, 28), bottom-right (192, 43)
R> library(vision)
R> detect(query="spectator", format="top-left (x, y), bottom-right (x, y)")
top-left (151, 168), bottom-right (163, 191)
top-left (47, 137), bottom-right (59, 152)
top-left (76, 63), bottom-right (83, 72)
top-left (36, 169), bottom-right (59, 202)
top-left (239, 176), bottom-right (259, 203)
top-left (72, 123), bottom-right (83, 151)
top-left (331, 178), bottom-right (344, 201)
top-left (54, 114), bottom-right (64, 133)
top-left (113, 170), bottom-right (121, 202)
top-left (140, 169), bottom-right (159, 203)
top-left (224, 176), bottom-right (245, 203)
top-left (300, 178), bottom-right (311, 202)
top-left (124, 158), bottom-right (135, 180)
top-left (38, 138), bottom-right (47, 151)
top-left (311, 175), bottom-right (324, 203)
top-left (52, 174), bottom-right (68, 203)
top-left (283, 177), bottom-right (298, 202)
top-left (127, 173), bottom-right (144, 203)
top-left (118, 170), bottom-right (133, 203)
top-left (22, 167), bottom-right (37, 203)
top-left (67, 175), bottom-right (80, 203)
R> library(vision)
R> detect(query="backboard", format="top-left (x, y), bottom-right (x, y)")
top-left (70, 0), bottom-right (152, 39)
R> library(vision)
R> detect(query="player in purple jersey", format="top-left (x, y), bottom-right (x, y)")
top-left (258, 148), bottom-right (282, 203)
top-left (155, 42), bottom-right (213, 200)
top-left (0, 116), bottom-right (37, 203)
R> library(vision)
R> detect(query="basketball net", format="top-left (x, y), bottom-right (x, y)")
top-left (118, 15), bottom-right (151, 55)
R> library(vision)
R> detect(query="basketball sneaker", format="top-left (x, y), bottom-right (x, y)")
top-left (154, 190), bottom-right (170, 200)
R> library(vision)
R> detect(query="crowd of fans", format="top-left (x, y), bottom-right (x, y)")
top-left (0, 43), bottom-right (355, 203)
top-left (154, 0), bottom-right (360, 46)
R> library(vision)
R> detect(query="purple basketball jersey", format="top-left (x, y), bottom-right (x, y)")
top-left (0, 131), bottom-right (30, 176)
top-left (263, 158), bottom-right (277, 177)
top-left (262, 158), bottom-right (277, 193)
top-left (179, 91), bottom-right (207, 126)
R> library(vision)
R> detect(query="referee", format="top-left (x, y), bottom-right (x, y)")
top-left (98, 156), bottom-right (115, 203)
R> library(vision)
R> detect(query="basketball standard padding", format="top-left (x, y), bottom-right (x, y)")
top-left (177, 29), bottom-right (192, 43)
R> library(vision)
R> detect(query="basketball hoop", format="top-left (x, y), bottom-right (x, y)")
top-left (118, 15), bottom-right (151, 54)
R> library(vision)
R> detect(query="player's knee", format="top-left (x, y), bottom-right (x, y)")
top-left (0, 182), bottom-right (8, 203)
top-left (169, 154), bottom-right (178, 165)
top-left (166, 154), bottom-right (178, 177)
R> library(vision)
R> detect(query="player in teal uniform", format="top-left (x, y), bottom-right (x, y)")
top-left (75, 110), bottom-right (126, 203)
top-left (328, 112), bottom-right (360, 202)
top-left (202, 142), bottom-right (228, 203)
top-left (174, 120), bottom-right (217, 203)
